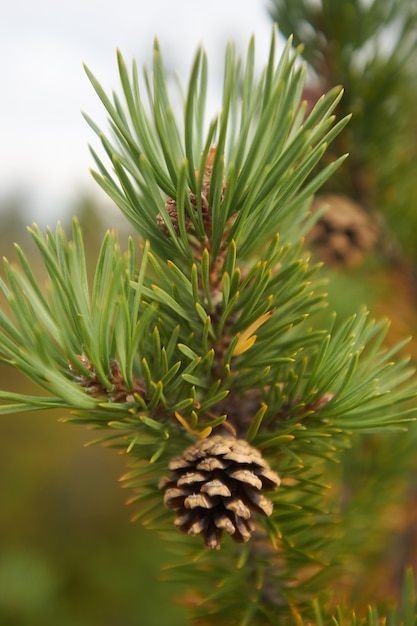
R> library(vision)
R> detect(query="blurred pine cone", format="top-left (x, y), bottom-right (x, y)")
top-left (307, 194), bottom-right (379, 266)
top-left (159, 435), bottom-right (280, 550)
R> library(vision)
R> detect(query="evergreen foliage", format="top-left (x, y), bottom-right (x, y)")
top-left (268, 0), bottom-right (417, 260)
top-left (0, 26), bottom-right (416, 624)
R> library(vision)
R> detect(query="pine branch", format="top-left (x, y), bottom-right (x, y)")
top-left (0, 26), bottom-right (416, 624)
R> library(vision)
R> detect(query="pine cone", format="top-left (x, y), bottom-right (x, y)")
top-left (157, 146), bottom-right (218, 239)
top-left (69, 356), bottom-right (145, 402)
top-left (307, 194), bottom-right (379, 267)
top-left (159, 435), bottom-right (280, 550)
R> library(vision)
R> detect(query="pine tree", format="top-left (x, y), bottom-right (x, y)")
top-left (0, 26), bottom-right (416, 624)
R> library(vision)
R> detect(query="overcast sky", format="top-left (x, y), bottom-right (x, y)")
top-left (0, 0), bottom-right (275, 225)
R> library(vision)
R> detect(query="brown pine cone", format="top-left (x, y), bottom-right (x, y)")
top-left (159, 435), bottom-right (280, 550)
top-left (307, 194), bottom-right (379, 267)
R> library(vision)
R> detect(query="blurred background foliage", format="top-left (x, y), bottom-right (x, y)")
top-left (1, 0), bottom-right (417, 622)
top-left (268, 0), bottom-right (417, 616)
top-left (267, 0), bottom-right (417, 352)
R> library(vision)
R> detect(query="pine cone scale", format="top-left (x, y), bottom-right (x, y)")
top-left (227, 468), bottom-right (263, 489)
top-left (201, 479), bottom-right (232, 497)
top-left (258, 468), bottom-right (282, 489)
top-left (233, 516), bottom-right (253, 543)
top-left (184, 493), bottom-right (215, 509)
top-left (225, 497), bottom-right (252, 519)
top-left (244, 490), bottom-right (274, 516)
top-left (197, 457), bottom-right (228, 471)
top-left (188, 517), bottom-right (210, 535)
top-left (213, 510), bottom-right (236, 533)
top-left (177, 471), bottom-right (207, 486)
top-left (163, 487), bottom-right (190, 508)
top-left (205, 526), bottom-right (222, 550)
